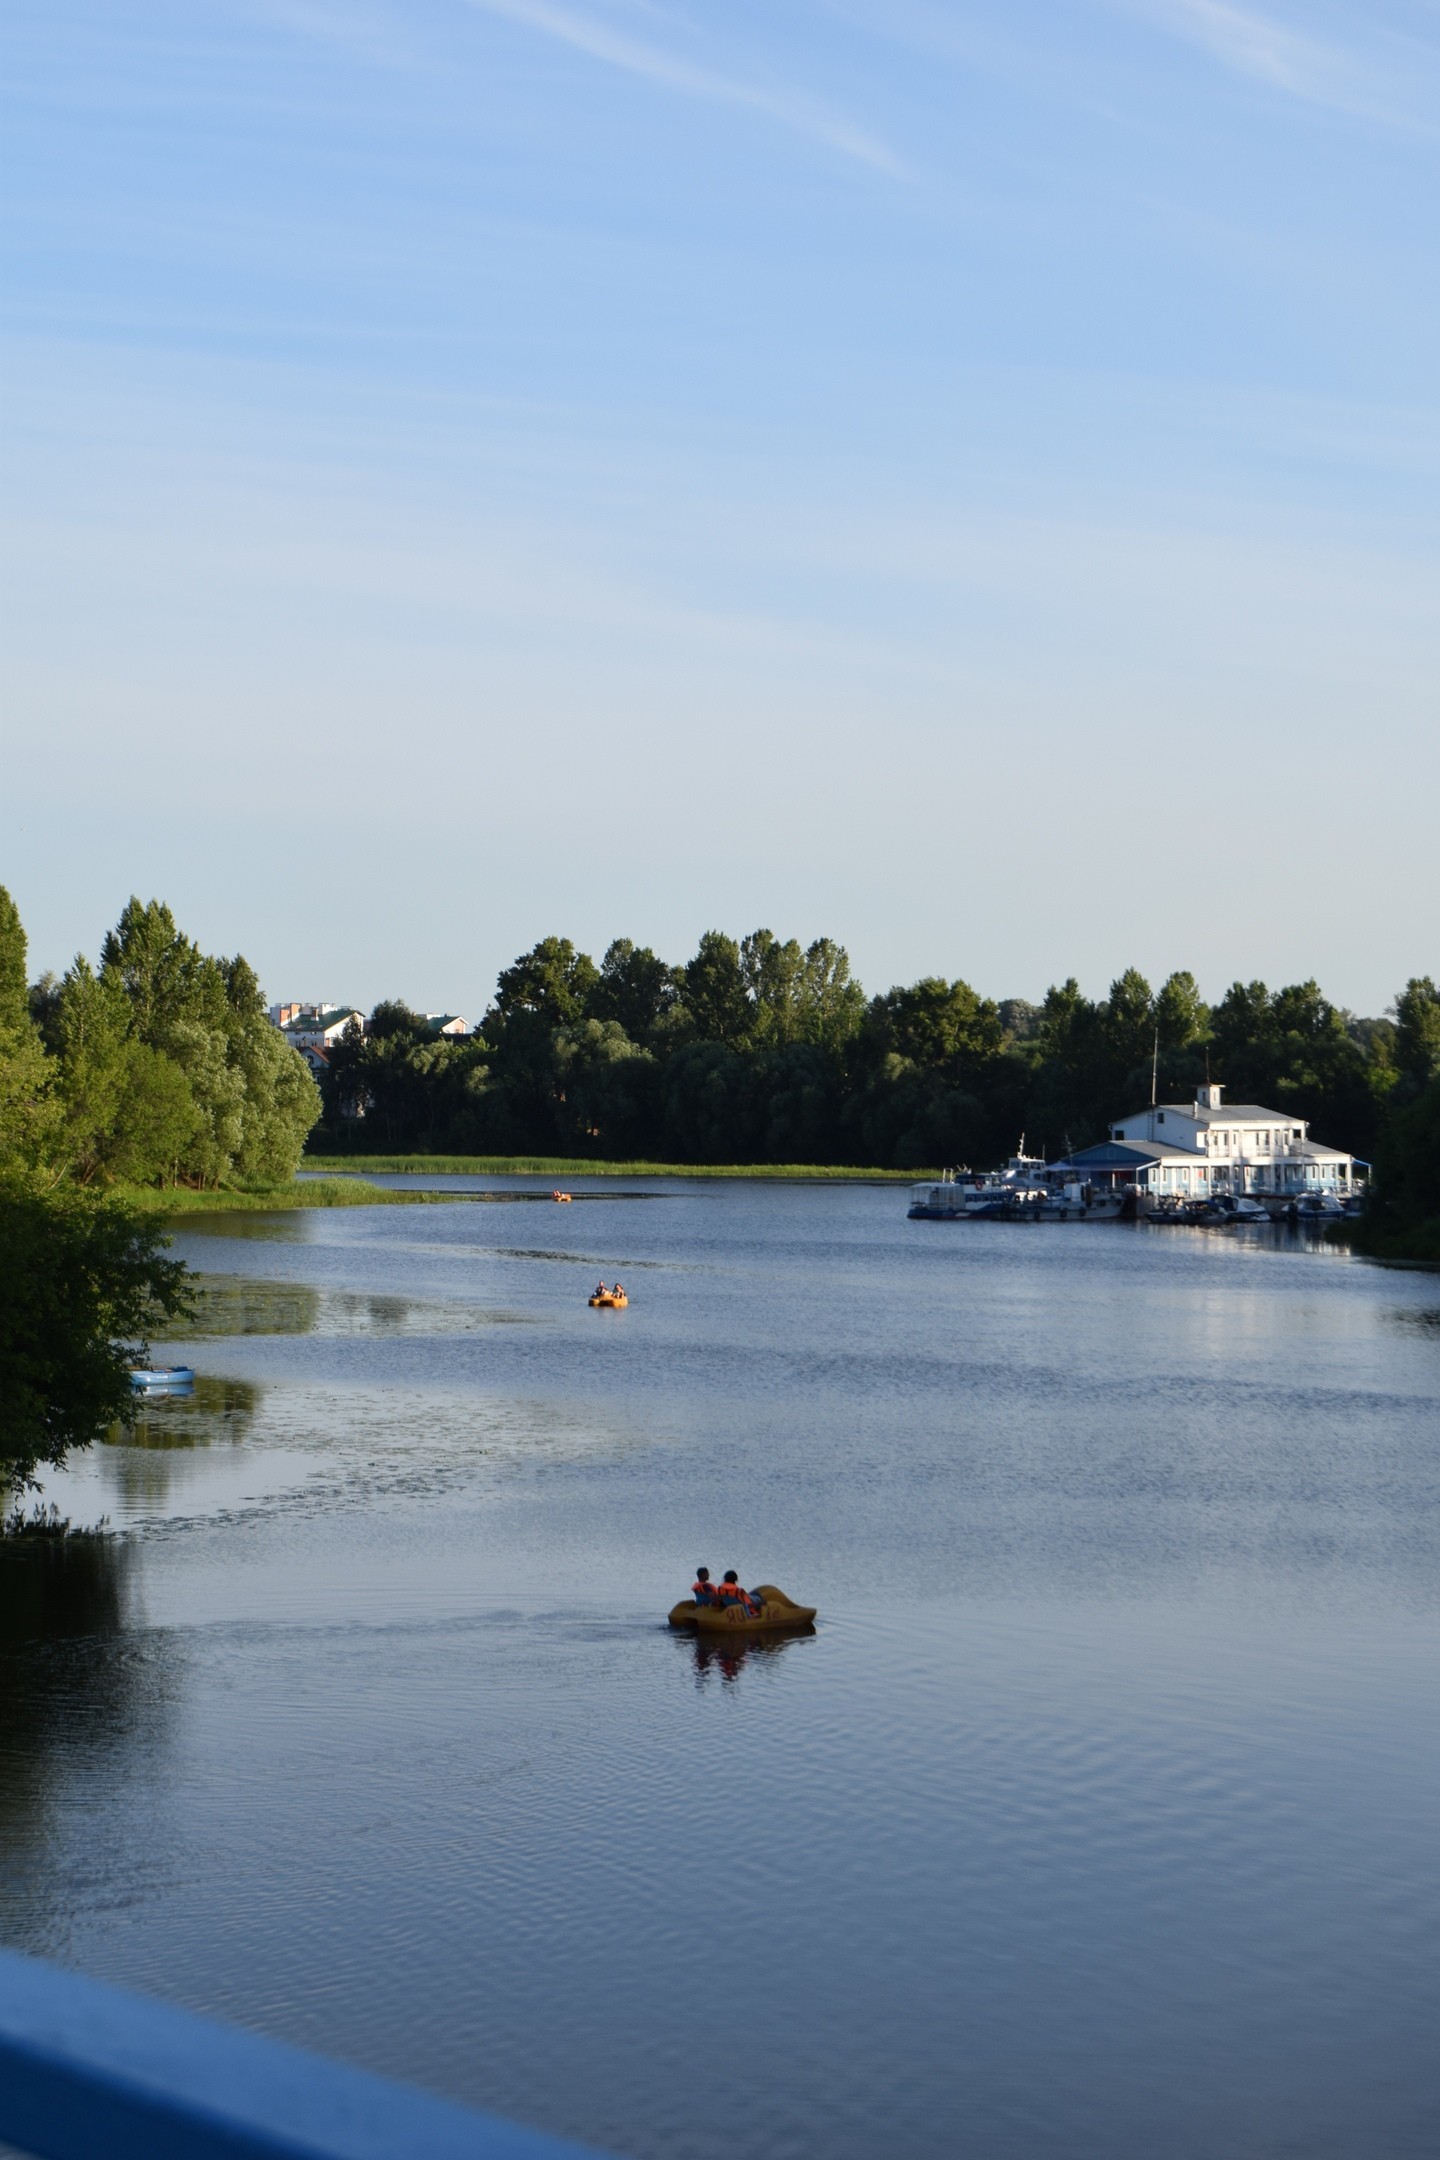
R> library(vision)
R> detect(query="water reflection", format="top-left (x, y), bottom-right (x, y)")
top-left (170, 1211), bottom-right (310, 1240)
top-left (168, 1274), bottom-right (541, 1340)
top-left (171, 1277), bottom-right (321, 1338)
top-left (0, 1532), bottom-right (171, 1951)
top-left (0, 1529), bottom-right (133, 1648)
top-left (99, 1378), bottom-right (260, 1511)
top-left (1388, 1303), bottom-right (1440, 1334)
top-left (680, 1627), bottom-right (817, 1689)
top-left (114, 1375), bottom-right (260, 1450)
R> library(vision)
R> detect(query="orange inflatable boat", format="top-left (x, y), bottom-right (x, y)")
top-left (668, 1584), bottom-right (817, 1633)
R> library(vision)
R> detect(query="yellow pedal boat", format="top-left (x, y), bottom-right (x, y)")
top-left (588, 1291), bottom-right (628, 1308)
top-left (668, 1584), bottom-right (817, 1633)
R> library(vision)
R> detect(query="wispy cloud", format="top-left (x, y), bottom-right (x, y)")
top-left (247, 0), bottom-right (423, 70)
top-left (1120, 0), bottom-right (1413, 120)
top-left (462, 0), bottom-right (907, 174)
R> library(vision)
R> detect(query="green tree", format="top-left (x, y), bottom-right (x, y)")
top-left (551, 1020), bottom-right (657, 1153)
top-left (491, 938), bottom-right (599, 1031)
top-left (0, 886), bottom-right (28, 1032)
top-left (0, 1176), bottom-right (193, 1491)
top-left (589, 941), bottom-right (679, 1040)
top-left (1354, 1076), bottom-right (1440, 1264)
top-left (681, 932), bottom-right (749, 1045)
top-left (50, 959), bottom-right (136, 1184)
top-left (101, 897), bottom-right (227, 1042)
top-left (865, 977), bottom-right (1002, 1071)
top-left (367, 999), bottom-right (427, 1043)
top-left (998, 998), bottom-right (1041, 1045)
top-left (660, 1040), bottom-right (753, 1160)
top-left (795, 939), bottom-right (866, 1053)
top-left (1209, 980), bottom-right (1275, 1080)
top-left (739, 929), bottom-right (806, 1047)
top-left (1101, 968), bottom-right (1155, 1083)
top-left (103, 1044), bottom-right (205, 1184)
top-left (0, 1024), bottom-right (61, 1179)
top-left (0, 889), bottom-right (63, 1177)
top-left (1394, 978), bottom-right (1440, 1094)
top-left (1153, 970), bottom-right (1207, 1054)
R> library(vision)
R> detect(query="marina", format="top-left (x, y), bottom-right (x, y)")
top-left (909, 1083), bottom-right (1365, 1229)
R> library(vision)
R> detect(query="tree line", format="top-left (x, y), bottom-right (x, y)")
top-left (319, 929), bottom-right (1440, 1175)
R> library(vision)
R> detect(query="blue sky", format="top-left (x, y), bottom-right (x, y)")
top-left (2, 0), bottom-right (1436, 1018)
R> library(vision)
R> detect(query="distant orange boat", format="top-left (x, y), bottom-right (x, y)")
top-left (552, 1190), bottom-right (573, 1203)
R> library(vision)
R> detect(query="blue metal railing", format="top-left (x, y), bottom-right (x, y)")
top-left (0, 1949), bottom-right (612, 2160)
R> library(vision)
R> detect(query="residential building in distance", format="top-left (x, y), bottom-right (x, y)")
top-left (424, 1014), bottom-right (469, 1037)
top-left (1057, 1083), bottom-right (1358, 1201)
top-left (269, 1004), bottom-right (364, 1050)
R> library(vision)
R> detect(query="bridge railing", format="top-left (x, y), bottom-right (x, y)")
top-left (0, 1948), bottom-right (612, 2160)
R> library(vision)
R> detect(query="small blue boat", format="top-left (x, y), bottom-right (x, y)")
top-left (129, 1364), bottom-right (196, 1391)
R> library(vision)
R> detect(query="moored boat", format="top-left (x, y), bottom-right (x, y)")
top-left (909, 1155), bottom-right (1129, 1222)
top-left (1203, 1195), bottom-right (1271, 1225)
top-left (129, 1364), bottom-right (196, 1390)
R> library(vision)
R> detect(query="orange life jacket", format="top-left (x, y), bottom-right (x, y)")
top-left (693, 1578), bottom-right (716, 1602)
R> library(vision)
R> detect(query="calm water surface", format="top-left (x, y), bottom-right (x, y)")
top-left (3, 1181), bottom-right (1439, 2159)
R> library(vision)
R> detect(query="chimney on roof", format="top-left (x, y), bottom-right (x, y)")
top-left (1196, 1082), bottom-right (1224, 1111)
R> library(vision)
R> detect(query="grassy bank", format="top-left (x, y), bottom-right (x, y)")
top-left (302, 1154), bottom-right (923, 1180)
top-left (117, 1178), bottom-right (456, 1214)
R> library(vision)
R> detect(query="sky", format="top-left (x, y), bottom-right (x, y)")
top-left (1, 0), bottom-right (1437, 1022)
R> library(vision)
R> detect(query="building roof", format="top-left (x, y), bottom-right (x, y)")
top-left (1114, 1102), bottom-right (1301, 1127)
top-left (1061, 1140), bottom-right (1168, 1167)
top-left (284, 1007), bottom-right (360, 1032)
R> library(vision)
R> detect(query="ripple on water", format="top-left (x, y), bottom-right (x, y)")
top-left (5, 1184), bottom-right (1440, 2160)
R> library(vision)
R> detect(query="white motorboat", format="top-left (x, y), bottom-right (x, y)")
top-left (1202, 1195), bottom-right (1271, 1225)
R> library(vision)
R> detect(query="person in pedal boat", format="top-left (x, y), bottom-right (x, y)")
top-left (692, 1567), bottom-right (719, 1607)
top-left (593, 1279), bottom-right (608, 1299)
top-left (719, 1570), bottom-right (761, 1616)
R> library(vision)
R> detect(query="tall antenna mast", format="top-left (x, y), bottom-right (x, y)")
top-left (1151, 1027), bottom-right (1159, 1108)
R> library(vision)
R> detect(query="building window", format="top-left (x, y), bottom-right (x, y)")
top-left (1157, 1112), bottom-right (1165, 1123)
top-left (1114, 1129), bottom-right (1125, 1140)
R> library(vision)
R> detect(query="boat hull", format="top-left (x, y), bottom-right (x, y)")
top-left (588, 1294), bottom-right (628, 1308)
top-left (668, 1585), bottom-right (817, 1633)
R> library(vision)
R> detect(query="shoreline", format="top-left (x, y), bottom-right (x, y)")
top-left (116, 1178), bottom-right (459, 1214)
top-left (115, 1163), bottom-right (929, 1217)
top-left (300, 1155), bottom-right (923, 1180)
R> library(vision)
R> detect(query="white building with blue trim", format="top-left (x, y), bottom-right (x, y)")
top-left (1058, 1082), bottom-right (1358, 1202)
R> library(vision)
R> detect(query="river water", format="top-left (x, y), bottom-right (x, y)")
top-left (3, 1180), bottom-right (1439, 2159)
